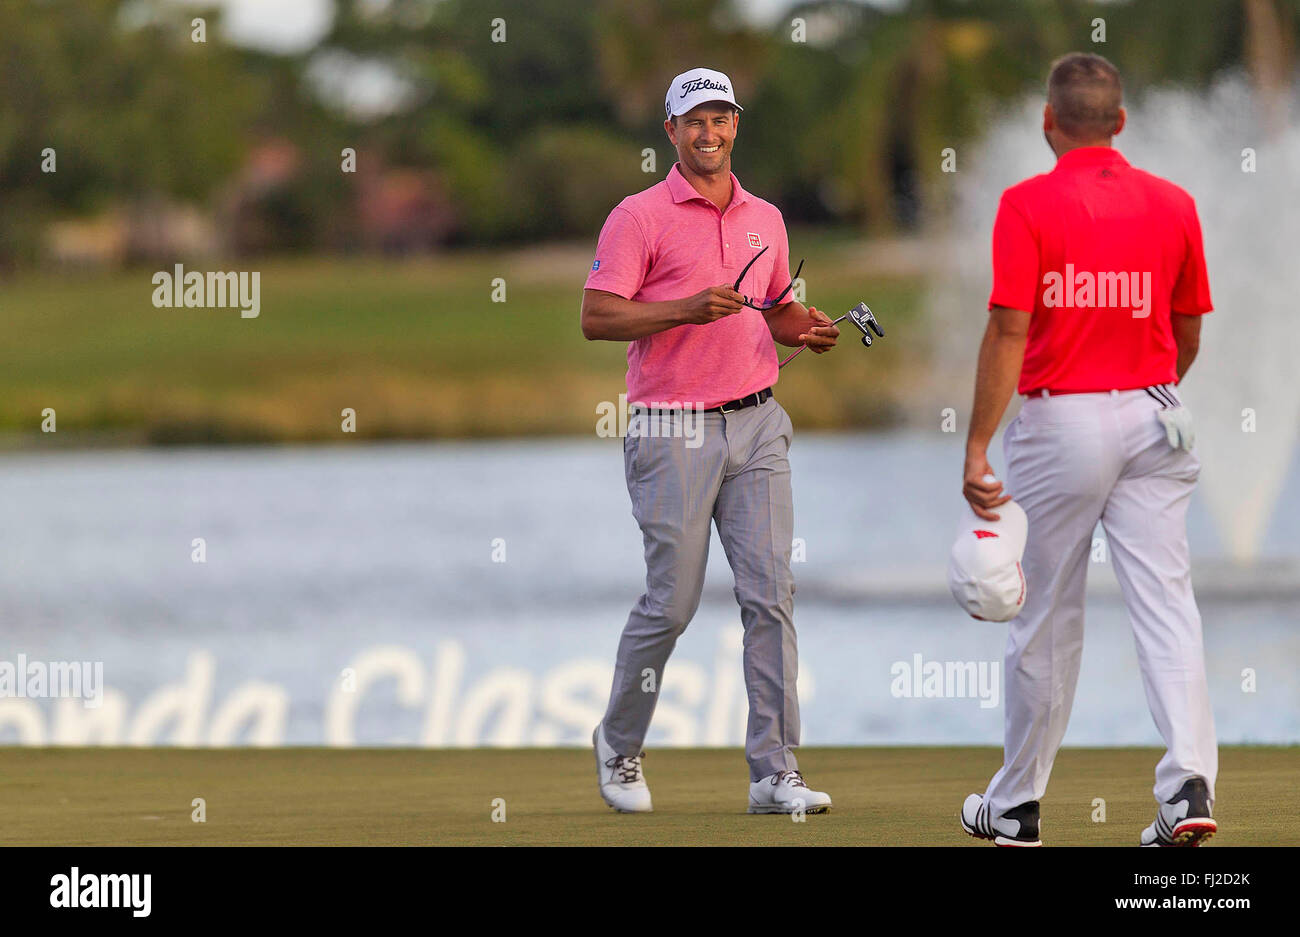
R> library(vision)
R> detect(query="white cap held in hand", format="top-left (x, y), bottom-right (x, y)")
top-left (947, 497), bottom-right (1028, 622)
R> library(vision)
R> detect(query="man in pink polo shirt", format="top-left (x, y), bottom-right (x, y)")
top-left (581, 66), bottom-right (840, 815)
top-left (958, 53), bottom-right (1219, 847)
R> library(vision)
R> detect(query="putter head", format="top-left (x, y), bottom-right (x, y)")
top-left (847, 302), bottom-right (884, 347)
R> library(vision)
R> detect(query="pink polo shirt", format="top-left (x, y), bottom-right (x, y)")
top-left (584, 163), bottom-right (790, 409)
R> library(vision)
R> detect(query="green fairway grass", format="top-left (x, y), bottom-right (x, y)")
top-left (1, 746), bottom-right (1293, 846)
top-left (0, 237), bottom-right (925, 444)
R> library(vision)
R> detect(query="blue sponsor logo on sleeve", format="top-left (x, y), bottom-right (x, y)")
top-left (591, 259), bottom-right (601, 271)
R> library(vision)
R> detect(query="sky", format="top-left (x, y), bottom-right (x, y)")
top-left (183, 0), bottom-right (897, 54)
top-left (188, 0), bottom-right (334, 52)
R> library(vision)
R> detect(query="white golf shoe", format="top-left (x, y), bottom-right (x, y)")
top-left (747, 770), bottom-right (832, 814)
top-left (593, 724), bottom-right (652, 813)
top-left (960, 794), bottom-right (1042, 846)
top-left (1140, 777), bottom-right (1216, 847)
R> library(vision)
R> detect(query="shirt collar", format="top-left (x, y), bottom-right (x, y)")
top-left (667, 162), bottom-right (749, 209)
top-left (1053, 146), bottom-right (1130, 172)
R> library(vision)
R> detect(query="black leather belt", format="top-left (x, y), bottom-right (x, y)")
top-left (707, 387), bottom-right (773, 414)
top-left (628, 387), bottom-right (774, 415)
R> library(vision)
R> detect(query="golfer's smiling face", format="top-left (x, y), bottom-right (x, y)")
top-left (666, 102), bottom-right (738, 177)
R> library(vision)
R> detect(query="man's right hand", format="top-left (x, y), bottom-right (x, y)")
top-left (963, 450), bottom-right (1012, 521)
top-left (678, 285), bottom-right (745, 325)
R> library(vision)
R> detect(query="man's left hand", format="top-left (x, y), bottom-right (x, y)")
top-left (798, 306), bottom-right (839, 354)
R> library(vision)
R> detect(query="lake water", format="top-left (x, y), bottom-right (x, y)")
top-left (1, 432), bottom-right (1296, 748)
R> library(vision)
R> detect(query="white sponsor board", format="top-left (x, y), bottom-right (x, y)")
top-left (2, 604), bottom-right (1293, 747)
top-left (0, 629), bottom-right (795, 748)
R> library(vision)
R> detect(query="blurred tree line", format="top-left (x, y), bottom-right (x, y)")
top-left (0, 0), bottom-right (1295, 266)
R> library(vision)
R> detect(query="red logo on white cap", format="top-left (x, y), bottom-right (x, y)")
top-left (973, 530), bottom-right (999, 539)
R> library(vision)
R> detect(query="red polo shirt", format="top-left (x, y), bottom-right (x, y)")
top-left (988, 146), bottom-right (1213, 394)
top-left (584, 163), bottom-right (790, 408)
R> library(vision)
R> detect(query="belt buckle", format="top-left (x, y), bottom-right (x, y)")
top-left (719, 390), bottom-right (762, 414)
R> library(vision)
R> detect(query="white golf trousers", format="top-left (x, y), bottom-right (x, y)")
top-left (983, 387), bottom-right (1218, 816)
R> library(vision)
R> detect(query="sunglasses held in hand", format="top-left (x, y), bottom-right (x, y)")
top-left (732, 245), bottom-right (804, 310)
top-left (732, 244), bottom-right (886, 367)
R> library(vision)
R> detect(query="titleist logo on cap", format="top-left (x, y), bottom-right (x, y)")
top-left (679, 77), bottom-right (729, 98)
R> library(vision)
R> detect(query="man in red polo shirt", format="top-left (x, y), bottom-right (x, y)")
top-left (958, 53), bottom-right (1219, 847)
top-left (581, 67), bottom-right (839, 815)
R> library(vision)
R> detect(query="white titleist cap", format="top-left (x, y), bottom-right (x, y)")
top-left (947, 496), bottom-right (1028, 622)
top-left (665, 67), bottom-right (743, 119)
